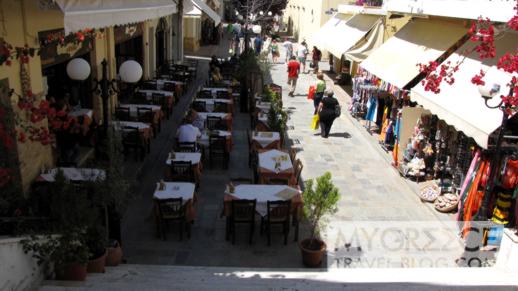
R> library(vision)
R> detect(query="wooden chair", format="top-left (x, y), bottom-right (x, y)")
top-left (264, 177), bottom-right (290, 185)
top-left (142, 81), bottom-right (157, 90)
top-left (198, 90), bottom-right (213, 99)
top-left (213, 101), bottom-right (228, 113)
top-left (137, 107), bottom-right (157, 136)
top-left (289, 148), bottom-right (297, 163)
top-left (209, 135), bottom-right (229, 169)
top-left (177, 141), bottom-right (197, 153)
top-left (192, 100), bottom-right (207, 112)
top-left (216, 90), bottom-right (230, 99)
top-left (121, 126), bottom-right (145, 161)
top-left (132, 91), bottom-right (149, 104)
top-left (293, 159), bottom-right (303, 186)
top-left (228, 199), bottom-right (257, 245)
top-left (230, 177), bottom-right (253, 185)
top-left (155, 198), bottom-right (189, 241)
top-left (169, 160), bottom-right (195, 183)
top-left (115, 107), bottom-right (131, 121)
top-left (261, 200), bottom-right (291, 246)
top-left (206, 116), bottom-right (222, 130)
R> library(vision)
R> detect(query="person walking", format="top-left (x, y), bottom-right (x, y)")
top-left (287, 56), bottom-right (300, 97)
top-left (311, 46), bottom-right (322, 74)
top-left (296, 42), bottom-right (308, 73)
top-left (318, 91), bottom-right (339, 138)
top-left (283, 38), bottom-right (294, 63)
top-left (254, 35), bottom-right (263, 55)
top-left (270, 39), bottom-right (280, 63)
top-left (313, 72), bottom-right (326, 114)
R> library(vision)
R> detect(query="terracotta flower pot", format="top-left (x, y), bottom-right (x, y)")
top-left (299, 238), bottom-right (326, 268)
top-left (105, 241), bottom-right (123, 266)
top-left (56, 262), bottom-right (87, 281)
top-left (87, 249), bottom-right (107, 273)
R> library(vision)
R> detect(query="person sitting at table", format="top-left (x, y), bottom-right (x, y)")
top-left (176, 117), bottom-right (201, 144)
top-left (211, 66), bottom-right (223, 83)
top-left (209, 55), bottom-right (222, 70)
top-left (187, 109), bottom-right (204, 131)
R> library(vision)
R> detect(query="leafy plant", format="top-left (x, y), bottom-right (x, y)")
top-left (85, 225), bottom-right (107, 259)
top-left (302, 172), bottom-right (340, 250)
top-left (22, 227), bottom-right (90, 274)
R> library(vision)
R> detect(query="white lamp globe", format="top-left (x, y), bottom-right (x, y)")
top-left (66, 58), bottom-right (91, 81)
top-left (267, 11), bottom-right (272, 16)
top-left (259, 11), bottom-right (264, 15)
top-left (119, 60), bottom-right (142, 83)
top-left (252, 25), bottom-right (262, 34)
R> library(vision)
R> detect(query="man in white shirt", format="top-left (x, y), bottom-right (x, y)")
top-left (283, 39), bottom-right (293, 63)
top-left (296, 43), bottom-right (308, 73)
top-left (176, 118), bottom-right (201, 143)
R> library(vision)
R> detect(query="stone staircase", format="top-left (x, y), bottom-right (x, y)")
top-left (39, 264), bottom-right (518, 291)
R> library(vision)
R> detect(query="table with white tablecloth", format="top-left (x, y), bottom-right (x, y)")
top-left (37, 167), bottom-right (105, 182)
top-left (251, 131), bottom-right (280, 150)
top-left (257, 149), bottom-right (294, 184)
top-left (153, 182), bottom-right (197, 225)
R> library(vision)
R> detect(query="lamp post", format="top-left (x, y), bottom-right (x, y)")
top-left (475, 83), bottom-right (513, 222)
top-left (67, 58), bottom-right (142, 135)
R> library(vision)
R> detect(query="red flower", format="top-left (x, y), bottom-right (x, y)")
top-left (18, 132), bottom-right (26, 143)
top-left (471, 70), bottom-right (486, 86)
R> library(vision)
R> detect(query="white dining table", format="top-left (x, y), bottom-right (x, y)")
top-left (198, 130), bottom-right (232, 147)
top-left (138, 89), bottom-right (174, 97)
top-left (252, 131), bottom-right (280, 148)
top-left (39, 167), bottom-right (106, 182)
top-left (195, 98), bottom-right (232, 112)
top-left (225, 184), bottom-right (300, 216)
top-left (255, 101), bottom-right (271, 112)
top-left (165, 152), bottom-right (202, 166)
top-left (68, 108), bottom-right (93, 119)
top-left (118, 104), bottom-right (161, 117)
top-left (259, 149), bottom-right (292, 172)
top-left (153, 182), bottom-right (195, 202)
top-left (113, 121), bottom-right (151, 130)
top-left (196, 112), bottom-right (229, 120)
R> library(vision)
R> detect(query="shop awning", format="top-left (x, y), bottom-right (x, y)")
top-left (325, 14), bottom-right (382, 58)
top-left (311, 13), bottom-right (353, 50)
top-left (343, 18), bottom-right (384, 62)
top-left (183, 0), bottom-right (221, 25)
top-left (410, 33), bottom-right (517, 149)
top-left (360, 18), bottom-right (467, 88)
top-left (55, 0), bottom-right (178, 34)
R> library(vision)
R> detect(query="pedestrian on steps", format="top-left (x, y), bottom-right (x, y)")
top-left (318, 91), bottom-right (339, 138)
top-left (311, 46), bottom-right (321, 74)
top-left (287, 56), bottom-right (300, 97)
top-left (313, 72), bottom-right (326, 114)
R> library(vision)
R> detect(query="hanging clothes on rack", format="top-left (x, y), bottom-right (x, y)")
top-left (365, 95), bottom-right (377, 122)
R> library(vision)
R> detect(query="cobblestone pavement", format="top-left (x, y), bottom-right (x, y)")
top-left (269, 49), bottom-right (467, 267)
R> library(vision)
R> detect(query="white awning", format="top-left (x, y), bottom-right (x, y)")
top-left (325, 14), bottom-right (382, 58)
top-left (311, 13), bottom-right (353, 50)
top-left (411, 33), bottom-right (517, 149)
top-left (55, 0), bottom-right (178, 34)
top-left (360, 18), bottom-right (467, 88)
top-left (343, 18), bottom-right (384, 62)
top-left (183, 0), bottom-right (221, 25)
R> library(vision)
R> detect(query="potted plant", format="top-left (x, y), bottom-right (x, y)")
top-left (86, 225), bottom-right (108, 273)
top-left (22, 227), bottom-right (90, 281)
top-left (299, 172), bottom-right (340, 267)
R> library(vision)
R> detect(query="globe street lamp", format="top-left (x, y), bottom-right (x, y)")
top-left (66, 58), bottom-right (143, 135)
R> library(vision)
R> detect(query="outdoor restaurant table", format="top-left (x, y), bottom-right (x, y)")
top-left (251, 131), bottom-right (281, 150)
top-left (113, 121), bottom-right (153, 151)
top-left (68, 108), bottom-right (93, 136)
top-left (137, 89), bottom-right (175, 108)
top-left (257, 149), bottom-right (295, 185)
top-left (153, 182), bottom-right (197, 224)
top-left (255, 101), bottom-right (271, 113)
top-left (255, 112), bottom-right (270, 131)
top-left (37, 167), bottom-right (106, 182)
top-left (195, 98), bottom-right (234, 113)
top-left (200, 87), bottom-right (232, 98)
top-left (118, 104), bottom-right (163, 126)
top-left (197, 112), bottom-right (233, 131)
top-left (155, 79), bottom-right (184, 97)
top-left (223, 184), bottom-right (302, 218)
top-left (165, 152), bottom-right (202, 184)
top-left (198, 130), bottom-right (233, 152)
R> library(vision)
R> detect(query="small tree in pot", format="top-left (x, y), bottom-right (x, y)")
top-left (299, 172), bottom-right (340, 267)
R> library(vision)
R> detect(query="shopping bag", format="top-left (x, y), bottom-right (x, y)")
top-left (311, 114), bottom-right (320, 130)
top-left (307, 85), bottom-right (315, 100)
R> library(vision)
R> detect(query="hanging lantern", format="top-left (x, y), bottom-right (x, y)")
top-left (252, 25), bottom-right (262, 34)
top-left (119, 60), bottom-right (142, 83)
top-left (66, 58), bottom-right (91, 81)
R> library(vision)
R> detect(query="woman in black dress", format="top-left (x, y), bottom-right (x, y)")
top-left (318, 91), bottom-right (339, 138)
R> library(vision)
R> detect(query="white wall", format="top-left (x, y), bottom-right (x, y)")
top-left (0, 237), bottom-right (44, 291)
top-left (384, 0), bottom-right (515, 22)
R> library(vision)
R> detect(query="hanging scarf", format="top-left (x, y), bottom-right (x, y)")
top-left (456, 150), bottom-right (480, 221)
top-left (462, 160), bottom-right (489, 238)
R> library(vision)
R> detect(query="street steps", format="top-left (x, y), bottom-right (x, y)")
top-left (39, 264), bottom-right (518, 290)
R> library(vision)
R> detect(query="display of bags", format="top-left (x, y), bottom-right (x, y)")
top-left (307, 85), bottom-right (315, 100)
top-left (311, 114), bottom-right (320, 130)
